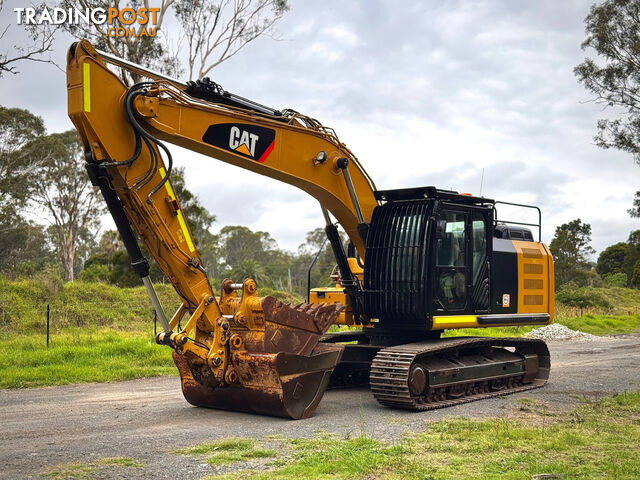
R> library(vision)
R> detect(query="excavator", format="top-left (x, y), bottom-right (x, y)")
top-left (66, 40), bottom-right (554, 419)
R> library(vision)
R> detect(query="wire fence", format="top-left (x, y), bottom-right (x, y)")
top-left (1, 298), bottom-right (637, 348)
top-left (0, 301), bottom-right (161, 347)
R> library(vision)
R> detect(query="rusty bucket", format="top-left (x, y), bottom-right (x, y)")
top-left (173, 298), bottom-right (345, 419)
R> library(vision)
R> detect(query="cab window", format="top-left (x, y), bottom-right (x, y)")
top-left (435, 211), bottom-right (467, 311)
top-left (472, 213), bottom-right (487, 287)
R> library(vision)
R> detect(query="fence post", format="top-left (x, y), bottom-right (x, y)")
top-left (46, 304), bottom-right (50, 348)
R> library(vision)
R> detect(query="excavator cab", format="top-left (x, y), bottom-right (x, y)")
top-left (320, 187), bottom-right (554, 336)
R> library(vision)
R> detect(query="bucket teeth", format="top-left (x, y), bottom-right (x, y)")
top-left (262, 296), bottom-right (345, 335)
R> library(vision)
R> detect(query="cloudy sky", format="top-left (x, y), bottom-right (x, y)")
top-left (1, 0), bottom-right (638, 256)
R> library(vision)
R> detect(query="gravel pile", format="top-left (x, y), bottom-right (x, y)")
top-left (526, 323), bottom-right (599, 342)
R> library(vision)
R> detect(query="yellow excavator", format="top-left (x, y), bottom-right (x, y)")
top-left (67, 40), bottom-right (554, 419)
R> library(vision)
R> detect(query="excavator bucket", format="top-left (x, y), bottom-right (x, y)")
top-left (173, 297), bottom-right (345, 419)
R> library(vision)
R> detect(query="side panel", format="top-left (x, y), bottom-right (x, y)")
top-left (542, 243), bottom-right (555, 321)
top-left (512, 240), bottom-right (553, 317)
top-left (491, 239), bottom-right (518, 314)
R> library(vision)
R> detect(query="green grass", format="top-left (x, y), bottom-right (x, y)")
top-left (444, 313), bottom-right (640, 339)
top-left (559, 313), bottom-right (640, 336)
top-left (443, 325), bottom-right (536, 338)
top-left (0, 278), bottom-right (180, 334)
top-left (1, 278), bottom-right (639, 389)
top-left (0, 327), bottom-right (175, 388)
top-left (200, 391), bottom-right (640, 480)
top-left (42, 457), bottom-right (143, 479)
top-left (173, 437), bottom-right (277, 466)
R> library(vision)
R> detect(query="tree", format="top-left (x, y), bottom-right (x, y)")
top-left (170, 166), bottom-right (220, 273)
top-left (81, 230), bottom-right (150, 286)
top-left (175, 0), bottom-right (289, 79)
top-left (58, 0), bottom-right (179, 84)
top-left (597, 242), bottom-right (629, 276)
top-left (0, 206), bottom-right (52, 278)
top-left (549, 219), bottom-right (596, 288)
top-left (575, 0), bottom-right (640, 162)
top-left (574, 0), bottom-right (640, 215)
top-left (58, 0), bottom-right (289, 82)
top-left (0, 106), bottom-right (45, 205)
top-left (296, 227), bottom-right (338, 289)
top-left (0, 2), bottom-right (57, 76)
top-left (0, 106), bottom-right (53, 278)
top-left (218, 225), bottom-right (277, 268)
top-left (624, 230), bottom-right (640, 285)
top-left (25, 130), bottom-right (104, 281)
top-left (594, 230), bottom-right (640, 288)
top-left (629, 191), bottom-right (640, 217)
top-left (632, 258), bottom-right (640, 287)
top-left (229, 258), bottom-right (270, 285)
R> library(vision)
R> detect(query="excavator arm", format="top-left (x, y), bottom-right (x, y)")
top-left (67, 40), bottom-right (374, 418)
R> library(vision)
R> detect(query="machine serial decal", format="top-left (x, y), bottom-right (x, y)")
top-left (202, 123), bottom-right (275, 163)
top-left (502, 293), bottom-right (510, 307)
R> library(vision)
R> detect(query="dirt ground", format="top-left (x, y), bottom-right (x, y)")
top-left (1, 335), bottom-right (639, 480)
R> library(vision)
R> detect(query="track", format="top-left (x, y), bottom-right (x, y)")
top-left (370, 337), bottom-right (549, 410)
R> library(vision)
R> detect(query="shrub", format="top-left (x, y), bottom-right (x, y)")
top-left (603, 272), bottom-right (628, 288)
top-left (556, 286), bottom-right (611, 313)
top-left (78, 264), bottom-right (110, 283)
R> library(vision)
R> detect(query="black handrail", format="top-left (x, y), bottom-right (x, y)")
top-left (306, 237), bottom-right (327, 302)
top-left (493, 200), bottom-right (542, 242)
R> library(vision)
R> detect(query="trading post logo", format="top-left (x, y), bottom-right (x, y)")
top-left (14, 6), bottom-right (159, 38)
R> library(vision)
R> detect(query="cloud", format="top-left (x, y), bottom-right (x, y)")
top-left (1, 0), bottom-right (638, 255)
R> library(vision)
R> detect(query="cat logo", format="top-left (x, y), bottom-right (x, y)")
top-left (202, 123), bottom-right (276, 163)
top-left (228, 126), bottom-right (259, 157)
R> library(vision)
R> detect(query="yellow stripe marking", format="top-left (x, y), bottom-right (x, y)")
top-left (432, 315), bottom-right (478, 329)
top-left (83, 63), bottom-right (91, 112)
top-left (159, 167), bottom-right (195, 253)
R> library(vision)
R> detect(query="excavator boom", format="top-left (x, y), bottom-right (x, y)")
top-left (67, 40), bottom-right (370, 418)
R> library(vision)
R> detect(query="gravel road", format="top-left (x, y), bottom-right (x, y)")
top-left (1, 335), bottom-right (639, 479)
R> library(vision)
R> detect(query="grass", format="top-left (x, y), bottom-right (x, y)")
top-left (0, 327), bottom-right (175, 388)
top-left (444, 313), bottom-right (640, 339)
top-left (443, 325), bottom-right (536, 338)
top-left (173, 437), bottom-right (277, 465)
top-left (0, 278), bottom-right (301, 389)
top-left (1, 278), bottom-right (640, 389)
top-left (191, 391), bottom-right (640, 480)
top-left (559, 313), bottom-right (640, 336)
top-left (42, 457), bottom-right (143, 479)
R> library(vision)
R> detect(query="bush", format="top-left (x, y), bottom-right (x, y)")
top-left (78, 264), bottom-right (110, 283)
top-left (556, 286), bottom-right (611, 312)
top-left (603, 272), bottom-right (628, 288)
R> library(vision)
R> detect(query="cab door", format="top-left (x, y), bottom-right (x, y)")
top-left (431, 207), bottom-right (492, 315)
top-left (432, 209), bottom-right (470, 313)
